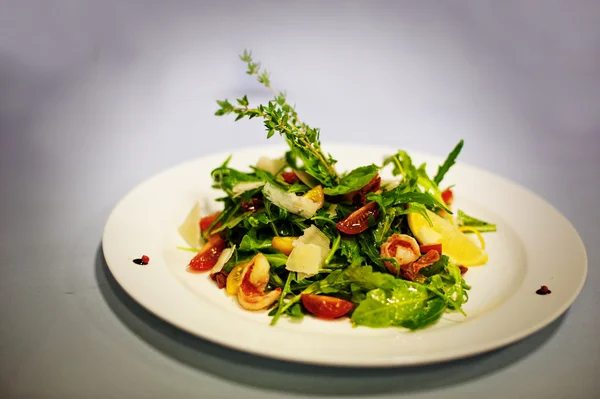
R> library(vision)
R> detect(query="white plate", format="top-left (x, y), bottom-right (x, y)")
top-left (102, 143), bottom-right (587, 367)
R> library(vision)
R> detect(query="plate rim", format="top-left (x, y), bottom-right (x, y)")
top-left (102, 142), bottom-right (588, 367)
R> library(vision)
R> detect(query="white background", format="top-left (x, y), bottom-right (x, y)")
top-left (1, 1), bottom-right (599, 398)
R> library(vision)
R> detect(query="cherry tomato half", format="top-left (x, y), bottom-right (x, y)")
top-left (187, 235), bottom-right (226, 272)
top-left (360, 174), bottom-right (381, 194)
top-left (441, 188), bottom-right (454, 205)
top-left (241, 198), bottom-right (263, 212)
top-left (281, 171), bottom-right (298, 184)
top-left (343, 174), bottom-right (381, 205)
top-left (301, 294), bottom-right (355, 319)
top-left (199, 211), bottom-right (221, 235)
top-left (336, 201), bottom-right (379, 235)
top-left (419, 243), bottom-right (442, 255)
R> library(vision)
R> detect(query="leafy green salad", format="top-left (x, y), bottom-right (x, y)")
top-left (178, 51), bottom-right (497, 330)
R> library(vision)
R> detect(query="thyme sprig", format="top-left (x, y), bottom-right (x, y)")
top-left (215, 50), bottom-right (339, 187)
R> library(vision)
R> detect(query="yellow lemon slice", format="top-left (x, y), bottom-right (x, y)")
top-left (407, 210), bottom-right (488, 267)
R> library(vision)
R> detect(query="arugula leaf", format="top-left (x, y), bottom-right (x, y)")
top-left (373, 208), bottom-right (397, 245)
top-left (239, 232), bottom-right (273, 251)
top-left (434, 139), bottom-right (464, 185)
top-left (425, 260), bottom-right (470, 313)
top-left (457, 210), bottom-right (497, 233)
top-left (344, 266), bottom-right (399, 291)
top-left (444, 262), bottom-right (470, 310)
top-left (383, 150), bottom-right (418, 180)
top-left (400, 297), bottom-right (446, 330)
top-left (356, 234), bottom-right (386, 271)
top-left (350, 283), bottom-right (366, 303)
top-left (263, 253), bottom-right (288, 268)
top-left (370, 190), bottom-right (451, 214)
top-left (270, 271), bottom-right (295, 324)
top-left (318, 266), bottom-right (401, 295)
top-left (211, 165), bottom-right (262, 196)
top-left (397, 203), bottom-right (433, 227)
top-left (339, 238), bottom-right (365, 267)
top-left (417, 163), bottom-right (444, 204)
top-left (285, 303), bottom-right (305, 319)
top-left (420, 254), bottom-right (449, 277)
top-left (323, 165), bottom-right (379, 195)
top-left (351, 282), bottom-right (438, 329)
top-left (317, 270), bottom-right (352, 295)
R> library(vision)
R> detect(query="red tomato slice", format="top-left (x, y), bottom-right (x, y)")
top-left (419, 243), bottom-right (442, 255)
top-left (360, 174), bottom-right (381, 194)
top-left (301, 294), bottom-right (354, 319)
top-left (342, 174), bottom-right (381, 204)
top-left (336, 201), bottom-right (379, 235)
top-left (281, 171), bottom-right (298, 184)
top-left (188, 235), bottom-right (226, 272)
top-left (200, 211), bottom-right (221, 234)
top-left (241, 198), bottom-right (263, 212)
top-left (441, 188), bottom-right (454, 205)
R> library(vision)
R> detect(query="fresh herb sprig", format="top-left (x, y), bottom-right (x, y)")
top-left (215, 50), bottom-right (339, 187)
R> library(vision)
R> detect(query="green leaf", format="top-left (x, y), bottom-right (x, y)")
top-left (443, 261), bottom-right (470, 311)
top-left (372, 190), bottom-right (451, 214)
top-left (424, 260), bottom-right (470, 314)
top-left (434, 140), bottom-right (464, 185)
top-left (383, 150), bottom-right (418, 180)
top-left (351, 282), bottom-right (438, 329)
top-left (318, 270), bottom-right (353, 296)
top-left (270, 271), bottom-right (295, 325)
top-left (356, 234), bottom-right (386, 271)
top-left (339, 238), bottom-right (365, 267)
top-left (373, 208), bottom-right (397, 245)
top-left (286, 303), bottom-right (305, 319)
top-left (420, 255), bottom-right (449, 277)
top-left (344, 266), bottom-right (400, 291)
top-left (397, 203), bottom-right (433, 227)
top-left (417, 164), bottom-right (443, 204)
top-left (323, 165), bottom-right (379, 195)
top-left (400, 298), bottom-right (446, 330)
top-left (236, 95), bottom-right (249, 107)
top-left (211, 165), bottom-right (262, 196)
top-left (263, 253), bottom-right (289, 268)
top-left (457, 210), bottom-right (497, 232)
top-left (239, 232), bottom-right (273, 251)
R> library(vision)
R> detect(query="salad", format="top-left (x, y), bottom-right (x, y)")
top-left (178, 51), bottom-right (497, 330)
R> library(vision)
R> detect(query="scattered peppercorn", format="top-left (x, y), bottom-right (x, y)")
top-left (536, 285), bottom-right (551, 295)
top-left (133, 255), bottom-right (150, 265)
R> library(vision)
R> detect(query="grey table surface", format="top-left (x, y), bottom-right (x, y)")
top-left (1, 1), bottom-right (599, 398)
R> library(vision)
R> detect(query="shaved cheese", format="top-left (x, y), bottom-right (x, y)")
top-left (294, 170), bottom-right (319, 188)
top-left (256, 156), bottom-right (286, 175)
top-left (178, 201), bottom-right (203, 248)
top-left (285, 243), bottom-right (322, 278)
top-left (210, 245), bottom-right (236, 274)
top-left (232, 181), bottom-right (265, 197)
top-left (262, 182), bottom-right (320, 218)
top-left (295, 225), bottom-right (330, 263)
top-left (285, 225), bottom-right (331, 278)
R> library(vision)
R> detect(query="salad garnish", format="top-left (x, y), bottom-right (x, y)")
top-left (178, 50), bottom-right (497, 330)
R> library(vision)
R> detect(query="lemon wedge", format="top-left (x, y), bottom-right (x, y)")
top-left (407, 210), bottom-right (488, 267)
